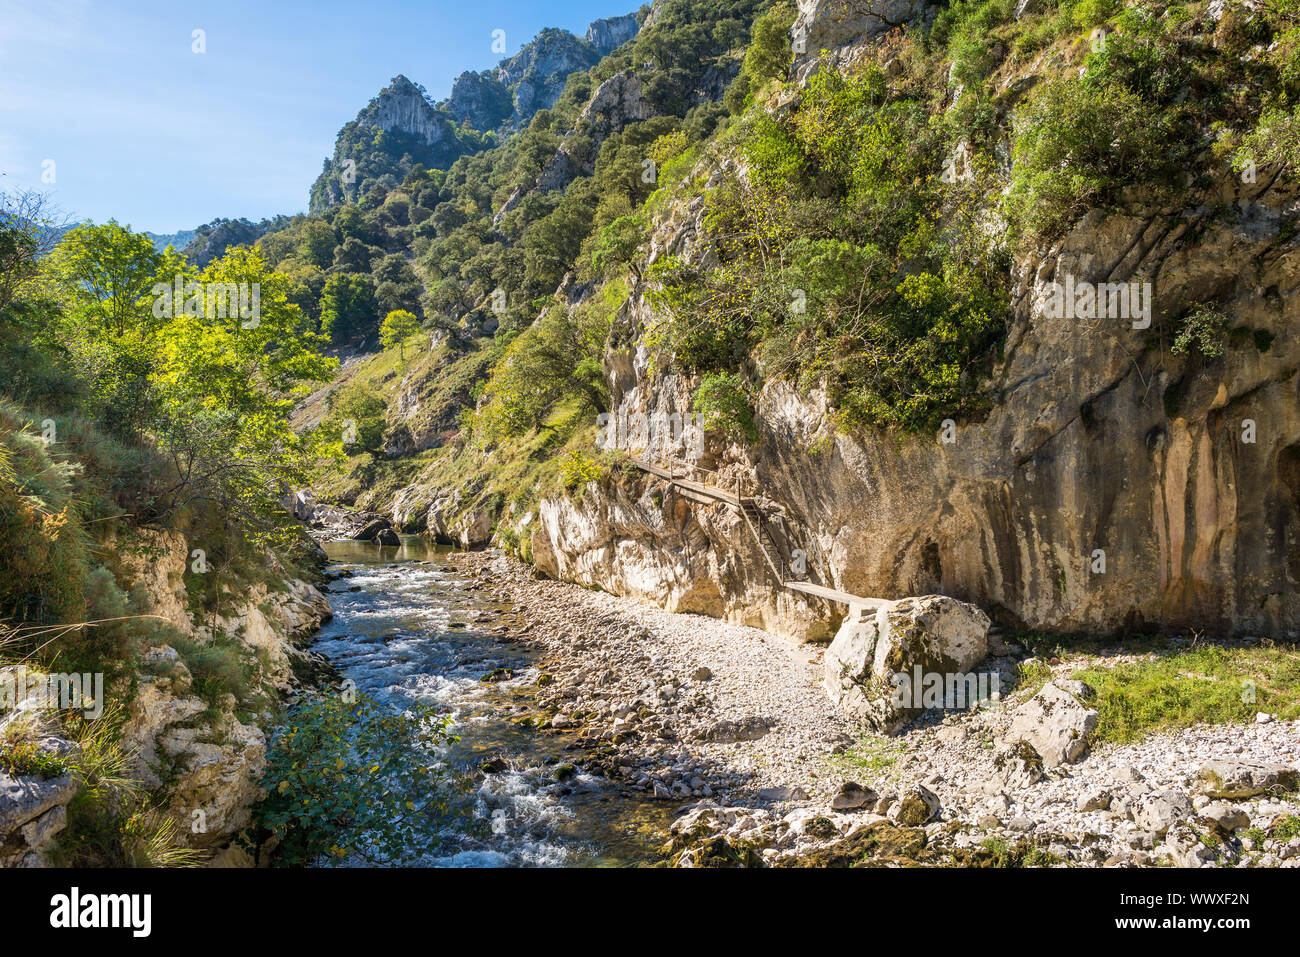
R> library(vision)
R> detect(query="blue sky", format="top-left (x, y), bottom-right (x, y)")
top-left (0, 0), bottom-right (627, 233)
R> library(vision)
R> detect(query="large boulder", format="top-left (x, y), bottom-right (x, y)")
top-left (1198, 759), bottom-right (1298, 799)
top-left (1005, 680), bottom-right (1099, 767)
top-left (823, 595), bottom-right (991, 732)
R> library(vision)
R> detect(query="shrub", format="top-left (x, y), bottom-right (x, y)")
top-left (1171, 305), bottom-right (1230, 359)
top-left (254, 691), bottom-right (461, 865)
top-left (693, 371), bottom-right (758, 441)
top-left (1006, 78), bottom-right (1173, 240)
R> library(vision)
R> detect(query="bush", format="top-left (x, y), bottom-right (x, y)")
top-left (1171, 305), bottom-right (1230, 359)
top-left (693, 371), bottom-right (757, 441)
top-left (254, 691), bottom-right (461, 865)
top-left (1006, 78), bottom-right (1173, 240)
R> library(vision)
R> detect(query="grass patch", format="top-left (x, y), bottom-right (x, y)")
top-left (1023, 641), bottom-right (1300, 745)
top-left (828, 735), bottom-right (904, 782)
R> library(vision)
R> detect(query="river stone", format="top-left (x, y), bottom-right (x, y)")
top-left (1131, 789), bottom-right (1193, 836)
top-left (696, 716), bottom-right (771, 743)
top-left (1197, 802), bottom-right (1250, 833)
top-left (989, 740), bottom-right (1045, 791)
top-left (1006, 681), bottom-right (1099, 766)
top-left (888, 784), bottom-right (940, 826)
top-left (831, 782), bottom-right (877, 811)
top-left (1198, 759), bottom-right (1298, 798)
top-left (822, 595), bottom-right (991, 732)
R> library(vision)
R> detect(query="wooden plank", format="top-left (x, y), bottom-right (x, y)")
top-left (783, 580), bottom-right (891, 612)
top-left (630, 458), bottom-right (739, 505)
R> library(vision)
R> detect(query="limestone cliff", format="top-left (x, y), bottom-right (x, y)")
top-left (530, 164), bottom-right (1300, 642)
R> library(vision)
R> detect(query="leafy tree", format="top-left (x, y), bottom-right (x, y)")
top-left (472, 281), bottom-right (622, 441)
top-left (322, 387), bottom-right (387, 454)
top-left (379, 308), bottom-right (420, 360)
top-left (45, 221), bottom-right (161, 336)
top-left (319, 272), bottom-right (376, 343)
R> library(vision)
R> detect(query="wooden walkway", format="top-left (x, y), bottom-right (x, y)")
top-left (629, 456), bottom-right (888, 615)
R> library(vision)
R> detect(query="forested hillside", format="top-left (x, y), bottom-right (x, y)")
top-left (268, 0), bottom-right (1300, 641)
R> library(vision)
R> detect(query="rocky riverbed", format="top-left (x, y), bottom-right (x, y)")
top-left (446, 550), bottom-right (1300, 868)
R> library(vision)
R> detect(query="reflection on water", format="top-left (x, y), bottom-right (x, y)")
top-left (314, 536), bottom-right (672, 867)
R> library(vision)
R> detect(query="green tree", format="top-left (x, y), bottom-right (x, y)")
top-left (319, 273), bottom-right (376, 343)
top-left (45, 220), bottom-right (161, 335)
top-left (379, 308), bottom-right (420, 361)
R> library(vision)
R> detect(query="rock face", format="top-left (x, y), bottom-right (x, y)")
top-left (0, 773), bottom-right (76, 866)
top-left (0, 678), bottom-right (80, 867)
top-left (822, 595), bottom-right (991, 732)
top-left (586, 14), bottom-right (640, 55)
top-left (1006, 681), bottom-right (1100, 767)
top-left (443, 70), bottom-right (515, 131)
top-left (791, 0), bottom-right (936, 79)
top-left (497, 28), bottom-right (603, 123)
top-left (357, 74), bottom-right (465, 157)
top-left (95, 529), bottom-right (332, 862)
top-left (530, 149), bottom-right (1300, 642)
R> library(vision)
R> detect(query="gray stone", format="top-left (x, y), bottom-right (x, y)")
top-left (823, 595), bottom-right (990, 732)
top-left (888, 784), bottom-right (940, 826)
top-left (1131, 789), bottom-right (1193, 836)
top-left (1198, 759), bottom-right (1298, 798)
top-left (1006, 681), bottom-right (1099, 766)
top-left (1197, 802), bottom-right (1250, 833)
top-left (0, 773), bottom-right (75, 835)
top-left (1076, 788), bottom-right (1112, 812)
top-left (696, 716), bottom-right (771, 743)
top-left (990, 741), bottom-right (1045, 790)
top-left (19, 804), bottom-right (66, 851)
top-left (830, 782), bottom-right (877, 811)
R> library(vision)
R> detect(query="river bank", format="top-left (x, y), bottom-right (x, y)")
top-left (446, 550), bottom-right (1300, 868)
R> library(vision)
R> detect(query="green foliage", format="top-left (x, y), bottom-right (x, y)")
top-left (44, 221), bottom-right (162, 336)
top-left (558, 450), bottom-right (607, 490)
top-left (254, 691), bottom-right (461, 866)
top-left (1171, 305), bottom-right (1230, 359)
top-left (725, 1), bottom-right (796, 113)
top-left (0, 737), bottom-right (70, 779)
top-left (379, 308), bottom-right (420, 360)
top-left (472, 280), bottom-right (624, 442)
top-left (692, 371), bottom-right (757, 441)
top-left (169, 633), bottom-right (258, 708)
top-left (1005, 77), bottom-right (1173, 240)
top-left (319, 272), bottom-right (376, 343)
top-left (323, 385), bottom-right (388, 456)
top-left (653, 61), bottom-right (1009, 433)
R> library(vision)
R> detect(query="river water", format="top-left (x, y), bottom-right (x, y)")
top-left (314, 537), bottom-right (674, 867)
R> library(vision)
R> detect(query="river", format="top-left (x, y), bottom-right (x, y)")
top-left (312, 537), bottom-right (675, 866)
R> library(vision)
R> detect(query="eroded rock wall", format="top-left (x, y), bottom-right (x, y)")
top-left (532, 169), bottom-right (1300, 642)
